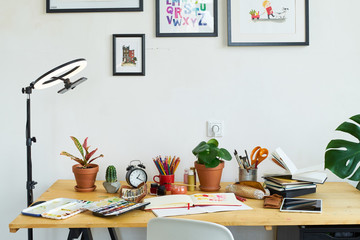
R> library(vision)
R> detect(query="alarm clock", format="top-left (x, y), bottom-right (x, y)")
top-left (125, 160), bottom-right (148, 188)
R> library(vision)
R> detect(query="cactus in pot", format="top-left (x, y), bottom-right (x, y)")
top-left (103, 165), bottom-right (121, 193)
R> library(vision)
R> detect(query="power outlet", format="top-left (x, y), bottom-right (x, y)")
top-left (207, 121), bottom-right (224, 137)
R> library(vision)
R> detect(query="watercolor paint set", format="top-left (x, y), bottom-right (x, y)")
top-left (21, 198), bottom-right (89, 220)
top-left (85, 197), bottom-right (149, 217)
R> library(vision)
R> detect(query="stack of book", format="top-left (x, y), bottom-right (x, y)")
top-left (263, 147), bottom-right (327, 198)
top-left (263, 175), bottom-right (317, 198)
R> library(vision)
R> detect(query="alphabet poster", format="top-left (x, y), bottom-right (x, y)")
top-left (156, 0), bottom-right (217, 37)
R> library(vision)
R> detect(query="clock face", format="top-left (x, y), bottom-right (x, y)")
top-left (128, 168), bottom-right (147, 188)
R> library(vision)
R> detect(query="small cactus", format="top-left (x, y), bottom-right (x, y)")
top-left (105, 165), bottom-right (117, 183)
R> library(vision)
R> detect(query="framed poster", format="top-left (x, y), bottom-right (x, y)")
top-left (113, 34), bottom-right (145, 76)
top-left (156, 0), bottom-right (218, 37)
top-left (227, 0), bottom-right (309, 46)
top-left (46, 0), bottom-right (143, 13)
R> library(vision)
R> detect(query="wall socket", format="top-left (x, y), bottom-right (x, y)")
top-left (207, 121), bottom-right (224, 137)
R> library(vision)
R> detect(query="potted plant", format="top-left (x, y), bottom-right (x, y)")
top-left (325, 114), bottom-right (360, 190)
top-left (103, 165), bottom-right (121, 193)
top-left (60, 136), bottom-right (104, 192)
top-left (192, 139), bottom-right (232, 191)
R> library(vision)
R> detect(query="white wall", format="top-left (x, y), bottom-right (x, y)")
top-left (2, 0), bottom-right (360, 239)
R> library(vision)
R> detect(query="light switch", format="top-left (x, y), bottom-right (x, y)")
top-left (207, 121), bottom-right (224, 137)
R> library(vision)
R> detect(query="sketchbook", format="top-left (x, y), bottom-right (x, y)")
top-left (269, 148), bottom-right (327, 184)
top-left (143, 193), bottom-right (243, 210)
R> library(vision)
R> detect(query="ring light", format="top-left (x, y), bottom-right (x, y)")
top-left (33, 58), bottom-right (87, 90)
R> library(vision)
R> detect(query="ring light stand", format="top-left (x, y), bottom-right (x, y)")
top-left (21, 58), bottom-right (87, 240)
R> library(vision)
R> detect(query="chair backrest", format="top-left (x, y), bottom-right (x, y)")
top-left (146, 218), bottom-right (234, 240)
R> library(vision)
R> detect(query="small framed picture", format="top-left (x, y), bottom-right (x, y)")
top-left (46, 0), bottom-right (143, 13)
top-left (113, 34), bottom-right (145, 76)
top-left (227, 0), bottom-right (309, 46)
top-left (156, 0), bottom-right (218, 37)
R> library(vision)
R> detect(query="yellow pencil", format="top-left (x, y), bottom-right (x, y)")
top-left (174, 158), bottom-right (180, 173)
top-left (158, 160), bottom-right (166, 175)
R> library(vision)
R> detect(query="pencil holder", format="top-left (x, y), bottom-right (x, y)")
top-left (239, 168), bottom-right (257, 182)
top-left (153, 174), bottom-right (174, 191)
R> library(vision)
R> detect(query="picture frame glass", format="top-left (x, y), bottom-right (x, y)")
top-left (113, 35), bottom-right (144, 75)
top-left (228, 0), bottom-right (308, 45)
top-left (48, 0), bottom-right (141, 11)
top-left (157, 0), bottom-right (217, 36)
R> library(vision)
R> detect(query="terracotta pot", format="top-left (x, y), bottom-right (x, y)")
top-left (72, 164), bottom-right (99, 192)
top-left (194, 161), bottom-right (224, 192)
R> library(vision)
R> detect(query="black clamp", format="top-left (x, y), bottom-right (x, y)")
top-left (26, 180), bottom-right (38, 190)
top-left (26, 137), bottom-right (36, 147)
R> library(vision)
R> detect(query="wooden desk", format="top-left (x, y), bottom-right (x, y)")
top-left (9, 180), bottom-right (360, 234)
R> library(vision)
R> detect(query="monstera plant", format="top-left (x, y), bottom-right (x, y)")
top-left (325, 114), bottom-right (360, 190)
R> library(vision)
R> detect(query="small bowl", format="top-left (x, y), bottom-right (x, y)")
top-left (171, 185), bottom-right (187, 194)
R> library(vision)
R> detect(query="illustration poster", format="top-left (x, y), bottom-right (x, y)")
top-left (228, 0), bottom-right (308, 45)
top-left (113, 35), bottom-right (144, 76)
top-left (239, 0), bottom-right (296, 34)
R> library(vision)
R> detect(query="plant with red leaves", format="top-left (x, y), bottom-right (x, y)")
top-left (60, 136), bottom-right (104, 168)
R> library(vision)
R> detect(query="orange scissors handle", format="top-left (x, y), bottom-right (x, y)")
top-left (250, 146), bottom-right (261, 166)
top-left (251, 146), bottom-right (269, 168)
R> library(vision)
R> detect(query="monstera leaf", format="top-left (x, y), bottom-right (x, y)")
top-left (325, 114), bottom-right (360, 190)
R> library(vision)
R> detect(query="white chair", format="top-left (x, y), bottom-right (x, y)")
top-left (146, 218), bottom-right (234, 240)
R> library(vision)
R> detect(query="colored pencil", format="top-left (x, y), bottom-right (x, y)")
top-left (153, 155), bottom-right (181, 175)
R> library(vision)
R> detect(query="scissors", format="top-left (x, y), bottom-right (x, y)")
top-left (250, 146), bottom-right (269, 169)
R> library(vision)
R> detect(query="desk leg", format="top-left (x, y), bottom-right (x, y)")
top-left (67, 228), bottom-right (93, 240)
top-left (108, 228), bottom-right (119, 240)
top-left (68, 228), bottom-right (82, 239)
top-left (80, 229), bottom-right (93, 240)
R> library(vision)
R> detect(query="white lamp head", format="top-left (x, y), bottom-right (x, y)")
top-left (33, 58), bottom-right (87, 90)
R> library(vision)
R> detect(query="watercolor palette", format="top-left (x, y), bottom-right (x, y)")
top-left (84, 197), bottom-right (149, 217)
top-left (22, 198), bottom-right (89, 219)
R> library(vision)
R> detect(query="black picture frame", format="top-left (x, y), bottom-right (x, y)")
top-left (46, 0), bottom-right (143, 13)
top-left (113, 34), bottom-right (145, 76)
top-left (156, 0), bottom-right (218, 37)
top-left (227, 0), bottom-right (309, 46)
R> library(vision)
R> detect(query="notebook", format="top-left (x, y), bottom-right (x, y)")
top-left (269, 148), bottom-right (327, 184)
top-left (143, 193), bottom-right (243, 210)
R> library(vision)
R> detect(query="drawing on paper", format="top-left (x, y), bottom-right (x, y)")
top-left (121, 45), bottom-right (137, 67)
top-left (249, 0), bottom-right (289, 21)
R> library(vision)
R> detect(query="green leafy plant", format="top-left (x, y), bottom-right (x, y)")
top-left (105, 165), bottom-right (117, 183)
top-left (249, 9), bottom-right (257, 15)
top-left (60, 136), bottom-right (104, 169)
top-left (192, 139), bottom-right (232, 168)
top-left (325, 114), bottom-right (360, 190)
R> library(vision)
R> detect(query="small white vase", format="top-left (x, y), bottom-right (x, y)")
top-left (103, 181), bottom-right (121, 193)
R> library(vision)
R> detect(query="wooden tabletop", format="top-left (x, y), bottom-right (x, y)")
top-left (9, 180), bottom-right (360, 233)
